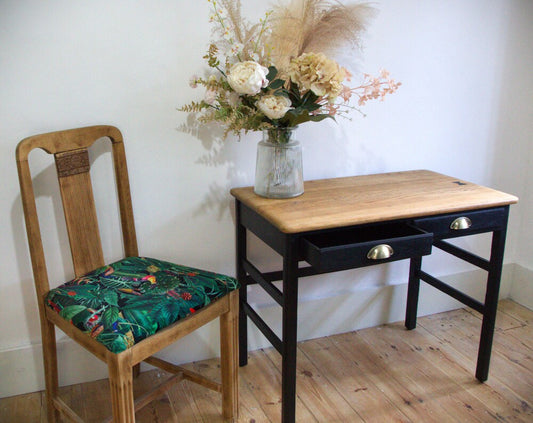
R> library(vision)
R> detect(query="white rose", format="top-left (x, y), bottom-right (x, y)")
top-left (227, 61), bottom-right (269, 95)
top-left (257, 95), bottom-right (292, 120)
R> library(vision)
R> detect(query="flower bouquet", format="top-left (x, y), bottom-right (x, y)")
top-left (181, 0), bottom-right (400, 197)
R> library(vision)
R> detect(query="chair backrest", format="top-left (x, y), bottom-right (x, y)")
top-left (16, 125), bottom-right (139, 302)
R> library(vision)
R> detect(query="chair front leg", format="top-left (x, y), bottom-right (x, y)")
top-left (220, 290), bottom-right (239, 421)
top-left (108, 350), bottom-right (135, 422)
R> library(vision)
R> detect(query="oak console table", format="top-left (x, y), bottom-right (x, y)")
top-left (230, 170), bottom-right (518, 423)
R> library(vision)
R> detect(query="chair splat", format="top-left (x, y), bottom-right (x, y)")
top-left (55, 148), bottom-right (104, 277)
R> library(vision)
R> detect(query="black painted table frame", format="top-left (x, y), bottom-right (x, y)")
top-left (235, 199), bottom-right (510, 423)
top-left (405, 206), bottom-right (510, 382)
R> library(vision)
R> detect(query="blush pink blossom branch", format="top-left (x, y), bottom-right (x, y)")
top-left (353, 69), bottom-right (401, 106)
top-left (317, 69), bottom-right (401, 117)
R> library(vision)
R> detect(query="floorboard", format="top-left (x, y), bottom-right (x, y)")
top-left (0, 300), bottom-right (531, 422)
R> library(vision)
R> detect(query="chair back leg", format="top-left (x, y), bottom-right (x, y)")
top-left (220, 290), bottom-right (239, 421)
top-left (42, 319), bottom-right (60, 423)
top-left (108, 351), bottom-right (135, 422)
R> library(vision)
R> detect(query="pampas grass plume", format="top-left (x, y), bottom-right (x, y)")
top-left (268, 0), bottom-right (376, 71)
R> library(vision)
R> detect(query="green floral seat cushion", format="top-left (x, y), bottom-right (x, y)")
top-left (46, 257), bottom-right (238, 354)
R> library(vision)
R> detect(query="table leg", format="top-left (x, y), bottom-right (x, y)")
top-left (281, 236), bottom-right (299, 423)
top-left (235, 201), bottom-right (249, 367)
top-left (476, 226), bottom-right (508, 382)
top-left (405, 256), bottom-right (422, 330)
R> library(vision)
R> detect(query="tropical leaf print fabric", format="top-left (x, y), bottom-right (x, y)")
top-left (46, 257), bottom-right (238, 354)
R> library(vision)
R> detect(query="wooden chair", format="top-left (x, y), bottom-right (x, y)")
top-left (16, 125), bottom-right (239, 422)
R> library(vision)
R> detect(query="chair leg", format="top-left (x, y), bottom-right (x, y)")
top-left (220, 290), bottom-right (239, 421)
top-left (108, 351), bottom-right (135, 423)
top-left (133, 363), bottom-right (141, 378)
top-left (42, 319), bottom-right (59, 423)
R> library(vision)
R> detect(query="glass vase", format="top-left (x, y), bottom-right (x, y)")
top-left (254, 127), bottom-right (304, 198)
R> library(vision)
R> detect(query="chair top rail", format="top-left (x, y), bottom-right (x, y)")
top-left (16, 125), bottom-right (123, 162)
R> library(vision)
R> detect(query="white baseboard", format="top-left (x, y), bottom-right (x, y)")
top-left (509, 263), bottom-right (533, 310)
top-left (0, 263), bottom-right (527, 399)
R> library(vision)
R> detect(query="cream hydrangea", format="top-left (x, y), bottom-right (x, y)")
top-left (288, 53), bottom-right (346, 100)
top-left (256, 95), bottom-right (292, 120)
top-left (227, 61), bottom-right (269, 95)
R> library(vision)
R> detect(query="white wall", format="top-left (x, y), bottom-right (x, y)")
top-left (1, 0), bottom-right (531, 397)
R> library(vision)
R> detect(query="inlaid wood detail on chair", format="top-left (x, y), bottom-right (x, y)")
top-left (16, 125), bottom-right (239, 422)
top-left (55, 149), bottom-right (91, 177)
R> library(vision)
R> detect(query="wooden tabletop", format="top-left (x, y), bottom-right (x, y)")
top-left (230, 170), bottom-right (518, 233)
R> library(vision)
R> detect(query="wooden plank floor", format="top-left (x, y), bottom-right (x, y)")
top-left (1, 299), bottom-right (531, 422)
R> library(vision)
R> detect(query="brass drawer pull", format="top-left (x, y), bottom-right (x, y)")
top-left (367, 244), bottom-right (394, 260)
top-left (450, 216), bottom-right (472, 230)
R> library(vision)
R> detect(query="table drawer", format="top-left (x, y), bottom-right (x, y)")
top-left (302, 223), bottom-right (432, 272)
top-left (412, 207), bottom-right (507, 239)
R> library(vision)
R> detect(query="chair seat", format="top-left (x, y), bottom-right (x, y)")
top-left (46, 257), bottom-right (238, 354)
